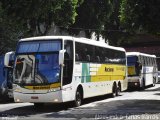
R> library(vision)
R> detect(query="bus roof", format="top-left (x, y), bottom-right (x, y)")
top-left (126, 52), bottom-right (156, 58)
top-left (19, 36), bottom-right (125, 52)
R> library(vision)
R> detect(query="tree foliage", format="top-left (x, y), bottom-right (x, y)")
top-left (0, 2), bottom-right (23, 54)
top-left (1, 0), bottom-right (79, 36)
top-left (1, 0), bottom-right (160, 54)
top-left (69, 0), bottom-right (113, 39)
top-left (120, 0), bottom-right (160, 34)
top-left (0, 0), bottom-right (80, 54)
top-left (102, 0), bottom-right (122, 45)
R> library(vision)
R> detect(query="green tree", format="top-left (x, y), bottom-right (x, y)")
top-left (102, 0), bottom-right (123, 45)
top-left (120, 0), bottom-right (160, 34)
top-left (0, 2), bottom-right (23, 54)
top-left (69, 0), bottom-right (113, 39)
top-left (1, 0), bottom-right (79, 36)
top-left (0, 0), bottom-right (80, 54)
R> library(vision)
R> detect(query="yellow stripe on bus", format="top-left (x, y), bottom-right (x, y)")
top-left (24, 82), bottom-right (61, 90)
top-left (90, 64), bottom-right (126, 82)
top-left (91, 75), bottom-right (125, 82)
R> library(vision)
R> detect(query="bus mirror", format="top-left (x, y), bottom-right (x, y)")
top-left (4, 55), bottom-right (10, 67)
top-left (59, 50), bottom-right (66, 65)
top-left (4, 51), bottom-right (15, 67)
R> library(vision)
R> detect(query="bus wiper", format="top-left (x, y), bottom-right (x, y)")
top-left (14, 80), bottom-right (20, 84)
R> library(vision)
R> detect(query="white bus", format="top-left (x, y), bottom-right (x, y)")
top-left (5, 36), bottom-right (128, 107)
top-left (127, 52), bottom-right (158, 89)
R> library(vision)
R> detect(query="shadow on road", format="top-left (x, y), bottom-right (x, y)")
top-left (1, 86), bottom-right (160, 119)
top-left (44, 100), bottom-right (160, 119)
top-left (0, 103), bottom-right (72, 117)
top-left (0, 96), bottom-right (160, 118)
top-left (126, 84), bottom-right (160, 92)
top-left (0, 94), bottom-right (113, 117)
top-left (1, 99), bottom-right (160, 119)
top-left (0, 99), bottom-right (14, 104)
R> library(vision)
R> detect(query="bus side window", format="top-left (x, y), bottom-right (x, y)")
top-left (143, 57), bottom-right (146, 66)
top-left (141, 56), bottom-right (144, 66)
top-left (85, 44), bottom-right (94, 62)
top-left (101, 48), bottom-right (105, 63)
top-left (86, 55), bottom-right (90, 61)
top-left (95, 47), bottom-right (101, 63)
top-left (146, 57), bottom-right (149, 66)
top-left (151, 58), bottom-right (154, 66)
top-left (64, 52), bottom-right (69, 59)
top-left (75, 42), bottom-right (83, 61)
top-left (63, 40), bottom-right (73, 85)
top-left (151, 58), bottom-right (153, 66)
top-left (105, 57), bottom-right (109, 63)
top-left (104, 48), bottom-right (111, 63)
top-left (75, 54), bottom-right (79, 61)
top-left (96, 56), bottom-right (100, 62)
top-left (154, 58), bottom-right (156, 66)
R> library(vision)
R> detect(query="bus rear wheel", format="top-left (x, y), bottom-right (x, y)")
top-left (116, 82), bottom-right (121, 96)
top-left (74, 90), bottom-right (82, 107)
top-left (152, 77), bottom-right (156, 87)
top-left (116, 86), bottom-right (121, 96)
top-left (112, 83), bottom-right (117, 97)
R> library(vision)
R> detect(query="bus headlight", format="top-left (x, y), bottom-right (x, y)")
top-left (53, 99), bottom-right (59, 102)
top-left (15, 98), bottom-right (20, 102)
top-left (48, 87), bottom-right (60, 93)
top-left (14, 88), bottom-right (22, 93)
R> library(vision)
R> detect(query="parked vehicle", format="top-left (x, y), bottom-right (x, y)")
top-left (7, 36), bottom-right (128, 107)
top-left (0, 51), bottom-right (15, 101)
top-left (127, 52), bottom-right (158, 89)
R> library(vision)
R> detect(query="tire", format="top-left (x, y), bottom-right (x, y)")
top-left (74, 89), bottom-right (82, 107)
top-left (112, 83), bottom-right (117, 98)
top-left (116, 86), bottom-right (121, 96)
top-left (152, 77), bottom-right (156, 87)
top-left (116, 82), bottom-right (121, 96)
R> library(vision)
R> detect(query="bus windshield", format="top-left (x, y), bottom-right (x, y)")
top-left (14, 40), bottom-right (61, 85)
top-left (127, 56), bottom-right (140, 76)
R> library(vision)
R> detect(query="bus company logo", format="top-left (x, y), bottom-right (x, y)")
top-left (105, 67), bottom-right (114, 72)
top-left (33, 86), bottom-right (50, 90)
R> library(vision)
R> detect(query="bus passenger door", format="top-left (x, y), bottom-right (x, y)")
top-left (62, 40), bottom-right (73, 86)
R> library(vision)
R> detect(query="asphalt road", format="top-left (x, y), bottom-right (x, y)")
top-left (1, 84), bottom-right (160, 120)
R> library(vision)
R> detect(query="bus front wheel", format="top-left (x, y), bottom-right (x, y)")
top-left (74, 89), bottom-right (82, 107)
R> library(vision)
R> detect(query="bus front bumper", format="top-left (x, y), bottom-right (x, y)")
top-left (14, 90), bottom-right (63, 103)
top-left (128, 82), bottom-right (140, 88)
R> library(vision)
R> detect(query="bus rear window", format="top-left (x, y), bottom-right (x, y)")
top-left (127, 56), bottom-right (138, 63)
